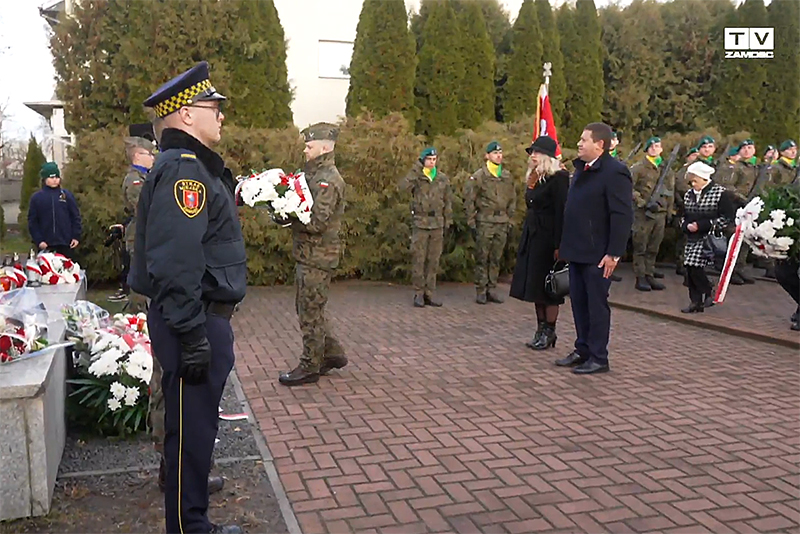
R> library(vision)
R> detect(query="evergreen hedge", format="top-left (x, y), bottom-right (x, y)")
top-left (18, 137), bottom-right (46, 240)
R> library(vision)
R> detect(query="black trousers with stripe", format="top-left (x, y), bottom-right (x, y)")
top-left (148, 305), bottom-right (235, 534)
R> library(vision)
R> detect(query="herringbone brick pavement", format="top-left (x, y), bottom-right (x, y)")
top-left (234, 281), bottom-right (800, 534)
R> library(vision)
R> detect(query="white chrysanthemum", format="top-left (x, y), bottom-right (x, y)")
top-left (109, 381), bottom-right (126, 399)
top-left (770, 209), bottom-right (786, 222)
top-left (756, 220), bottom-right (777, 240)
top-left (787, 218), bottom-right (795, 227)
top-left (88, 351), bottom-right (121, 377)
top-left (773, 236), bottom-right (794, 250)
top-left (107, 397), bottom-right (122, 412)
top-left (123, 386), bottom-right (140, 406)
top-left (297, 211), bottom-right (312, 224)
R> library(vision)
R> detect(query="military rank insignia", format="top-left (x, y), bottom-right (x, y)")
top-left (174, 179), bottom-right (206, 218)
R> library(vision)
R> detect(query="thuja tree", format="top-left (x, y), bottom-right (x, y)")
top-left (502, 0), bottom-right (543, 122)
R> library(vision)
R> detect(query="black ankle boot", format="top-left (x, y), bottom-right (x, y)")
top-left (526, 321), bottom-right (545, 348)
top-left (531, 322), bottom-right (557, 350)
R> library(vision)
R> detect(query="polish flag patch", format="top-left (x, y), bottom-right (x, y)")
top-left (319, 182), bottom-right (329, 188)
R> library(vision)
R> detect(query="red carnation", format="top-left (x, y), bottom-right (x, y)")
top-left (73, 273), bottom-right (80, 282)
top-left (49, 274), bottom-right (60, 285)
top-left (0, 336), bottom-right (11, 351)
top-left (63, 260), bottom-right (74, 269)
top-left (1, 352), bottom-right (9, 363)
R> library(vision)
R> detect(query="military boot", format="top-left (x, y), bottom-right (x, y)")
top-left (635, 277), bottom-right (652, 291)
top-left (279, 366), bottom-right (320, 386)
top-left (320, 354), bottom-right (348, 375)
top-left (645, 275), bottom-right (665, 290)
top-left (525, 321), bottom-right (545, 349)
top-left (413, 294), bottom-right (425, 307)
top-left (424, 293), bottom-right (443, 307)
top-left (486, 290), bottom-right (504, 303)
top-left (476, 289), bottom-right (487, 305)
top-left (652, 271), bottom-right (665, 279)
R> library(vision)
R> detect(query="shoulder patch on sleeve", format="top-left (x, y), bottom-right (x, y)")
top-left (181, 153), bottom-right (197, 159)
top-left (173, 179), bottom-right (207, 218)
top-left (319, 181), bottom-right (329, 188)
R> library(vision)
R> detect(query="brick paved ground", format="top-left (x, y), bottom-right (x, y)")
top-left (234, 281), bottom-right (799, 534)
top-left (606, 263), bottom-right (798, 348)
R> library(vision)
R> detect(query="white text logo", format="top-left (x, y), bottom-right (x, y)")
top-left (724, 27), bottom-right (774, 59)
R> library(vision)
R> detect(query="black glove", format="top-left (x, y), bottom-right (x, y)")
top-left (179, 330), bottom-right (212, 385)
top-left (645, 200), bottom-right (660, 213)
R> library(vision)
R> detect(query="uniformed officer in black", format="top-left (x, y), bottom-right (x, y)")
top-left (130, 61), bottom-right (246, 534)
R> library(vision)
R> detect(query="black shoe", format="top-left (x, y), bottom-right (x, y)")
top-left (792, 321), bottom-right (800, 331)
top-left (730, 273), bottom-right (745, 285)
top-left (476, 292), bottom-right (487, 305)
top-left (320, 354), bottom-right (348, 375)
top-left (635, 277), bottom-right (652, 291)
top-left (278, 366), bottom-right (320, 386)
top-left (645, 275), bottom-right (665, 290)
top-left (211, 525), bottom-right (243, 534)
top-left (525, 321), bottom-right (545, 349)
top-left (530, 324), bottom-right (557, 350)
top-left (676, 265), bottom-right (686, 276)
top-left (703, 295), bottom-right (715, 308)
top-left (424, 294), bottom-right (443, 307)
top-left (555, 351), bottom-right (588, 367)
top-left (486, 291), bottom-right (504, 303)
top-left (107, 291), bottom-right (129, 302)
top-left (792, 308), bottom-right (799, 323)
top-left (609, 274), bottom-right (622, 282)
top-left (652, 271), bottom-right (665, 279)
top-left (681, 302), bottom-right (704, 313)
top-left (208, 476), bottom-right (224, 495)
top-left (573, 360), bottom-right (610, 374)
top-left (739, 273), bottom-right (756, 284)
top-left (413, 294), bottom-right (425, 308)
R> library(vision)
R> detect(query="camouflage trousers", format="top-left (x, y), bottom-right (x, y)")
top-left (411, 227), bottom-right (443, 295)
top-left (474, 222), bottom-right (507, 291)
top-left (296, 263), bottom-right (343, 372)
top-left (632, 210), bottom-right (666, 277)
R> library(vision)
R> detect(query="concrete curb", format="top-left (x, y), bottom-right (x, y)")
top-left (229, 370), bottom-right (302, 534)
top-left (610, 300), bottom-right (799, 350)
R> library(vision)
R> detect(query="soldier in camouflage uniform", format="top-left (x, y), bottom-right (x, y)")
top-left (398, 147), bottom-right (452, 307)
top-left (465, 142), bottom-right (516, 304)
top-left (696, 136), bottom-right (717, 168)
top-left (630, 137), bottom-right (672, 291)
top-left (727, 139), bottom-right (759, 284)
top-left (673, 147), bottom-right (699, 275)
top-left (609, 131), bottom-right (621, 160)
top-left (770, 140), bottom-right (798, 186)
top-left (279, 123), bottom-right (347, 387)
top-left (763, 145), bottom-right (778, 165)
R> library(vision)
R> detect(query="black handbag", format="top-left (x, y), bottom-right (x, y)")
top-left (701, 223), bottom-right (728, 261)
top-left (544, 261), bottom-right (570, 299)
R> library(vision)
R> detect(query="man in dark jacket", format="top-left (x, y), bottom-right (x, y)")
top-left (556, 122), bottom-right (633, 375)
top-left (28, 162), bottom-right (82, 259)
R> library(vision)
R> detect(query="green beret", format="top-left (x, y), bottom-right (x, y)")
top-left (737, 139), bottom-right (754, 151)
top-left (302, 122), bottom-right (339, 142)
top-left (486, 141), bottom-right (502, 153)
top-left (39, 161), bottom-right (60, 179)
top-left (764, 145), bottom-right (776, 155)
top-left (419, 147), bottom-right (437, 162)
top-left (727, 146), bottom-right (740, 157)
top-left (698, 135), bottom-right (715, 147)
top-left (644, 136), bottom-right (661, 151)
top-left (611, 131), bottom-right (618, 140)
top-left (687, 147), bottom-right (698, 156)
top-left (780, 140), bottom-right (797, 152)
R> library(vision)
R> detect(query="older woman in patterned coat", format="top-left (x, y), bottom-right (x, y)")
top-left (681, 161), bottom-right (737, 313)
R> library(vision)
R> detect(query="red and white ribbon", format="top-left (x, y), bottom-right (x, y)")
top-left (714, 224), bottom-right (744, 304)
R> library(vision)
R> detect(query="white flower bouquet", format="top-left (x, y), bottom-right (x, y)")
top-left (235, 168), bottom-right (314, 225)
top-left (38, 252), bottom-right (82, 285)
top-left (0, 288), bottom-right (52, 364)
top-left (737, 186), bottom-right (799, 260)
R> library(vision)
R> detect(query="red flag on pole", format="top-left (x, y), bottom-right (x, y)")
top-left (533, 83), bottom-right (562, 158)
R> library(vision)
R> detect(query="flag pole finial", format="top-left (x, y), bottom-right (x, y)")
top-left (543, 62), bottom-right (552, 88)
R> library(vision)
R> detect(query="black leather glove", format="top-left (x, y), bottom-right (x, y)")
top-left (179, 330), bottom-right (212, 385)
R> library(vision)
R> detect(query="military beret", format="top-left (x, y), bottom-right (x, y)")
top-left (143, 61), bottom-right (226, 119)
top-left (686, 147), bottom-right (698, 156)
top-left (419, 147), bottom-right (437, 162)
top-left (39, 161), bottom-right (60, 179)
top-left (780, 139), bottom-right (797, 152)
top-left (645, 136), bottom-right (661, 151)
top-left (727, 146), bottom-right (740, 157)
top-left (738, 139), bottom-right (754, 151)
top-left (302, 122), bottom-right (339, 143)
top-left (124, 136), bottom-right (155, 152)
top-left (764, 145), bottom-right (776, 155)
top-left (486, 141), bottom-right (502, 153)
top-left (698, 135), bottom-right (715, 147)
top-left (611, 131), bottom-right (618, 140)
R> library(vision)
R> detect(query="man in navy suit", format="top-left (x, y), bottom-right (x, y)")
top-left (556, 123), bottom-right (633, 374)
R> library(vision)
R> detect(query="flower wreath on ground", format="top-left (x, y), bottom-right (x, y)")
top-left (235, 168), bottom-right (314, 225)
top-left (62, 301), bottom-right (153, 436)
top-left (737, 185), bottom-right (799, 261)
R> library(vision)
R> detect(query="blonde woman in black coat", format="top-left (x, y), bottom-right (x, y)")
top-left (510, 136), bottom-right (570, 350)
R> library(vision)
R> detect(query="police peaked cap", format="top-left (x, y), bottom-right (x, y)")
top-left (302, 122), bottom-right (339, 142)
top-left (143, 61), bottom-right (226, 118)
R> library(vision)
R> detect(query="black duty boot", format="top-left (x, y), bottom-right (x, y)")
top-left (681, 302), bottom-right (704, 313)
top-left (645, 275), bottom-right (665, 290)
top-left (424, 293), bottom-right (443, 307)
top-left (486, 290), bottom-right (504, 303)
top-left (652, 271), bottom-right (665, 279)
top-left (703, 294), bottom-right (716, 308)
top-left (413, 293), bottom-right (425, 307)
top-left (531, 323), bottom-right (557, 350)
top-left (635, 277), bottom-right (652, 291)
top-left (476, 290), bottom-right (487, 304)
top-left (320, 354), bottom-right (348, 375)
top-left (278, 366), bottom-right (320, 386)
top-left (792, 321), bottom-right (800, 331)
top-left (791, 307), bottom-right (799, 323)
top-left (525, 321), bottom-right (545, 349)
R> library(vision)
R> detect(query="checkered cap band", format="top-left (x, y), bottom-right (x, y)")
top-left (152, 79), bottom-right (213, 118)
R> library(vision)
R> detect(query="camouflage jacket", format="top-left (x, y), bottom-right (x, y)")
top-left (398, 161), bottom-right (452, 230)
top-left (464, 164), bottom-right (516, 226)
top-left (714, 160), bottom-right (738, 191)
top-left (630, 157), bottom-right (674, 215)
top-left (770, 158), bottom-right (797, 187)
top-left (291, 151), bottom-right (346, 272)
top-left (673, 163), bottom-right (692, 213)
top-left (122, 166), bottom-right (147, 245)
top-left (732, 160), bottom-right (758, 200)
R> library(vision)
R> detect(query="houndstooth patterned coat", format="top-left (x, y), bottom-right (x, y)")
top-left (681, 182), bottom-right (733, 267)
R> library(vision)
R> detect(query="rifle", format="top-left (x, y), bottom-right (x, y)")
top-left (645, 143), bottom-right (681, 218)
top-left (747, 163), bottom-right (771, 201)
top-left (623, 141), bottom-right (642, 164)
top-left (713, 143), bottom-right (730, 168)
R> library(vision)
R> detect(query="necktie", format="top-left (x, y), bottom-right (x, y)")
top-left (584, 163), bottom-right (591, 171)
